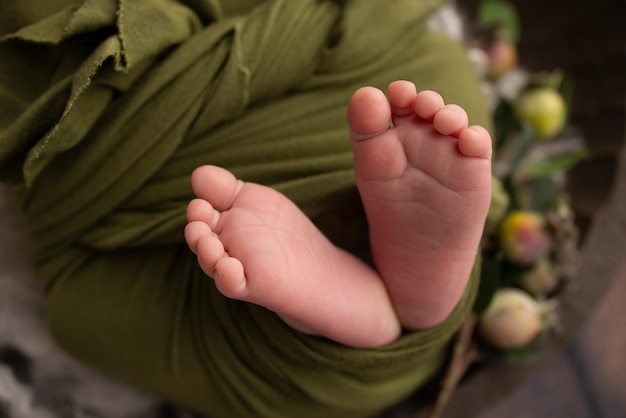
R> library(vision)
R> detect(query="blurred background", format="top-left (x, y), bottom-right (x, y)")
top-left (451, 0), bottom-right (625, 416)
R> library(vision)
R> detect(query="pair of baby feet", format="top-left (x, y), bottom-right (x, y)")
top-left (185, 80), bottom-right (492, 348)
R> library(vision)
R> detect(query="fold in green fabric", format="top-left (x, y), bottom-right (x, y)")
top-left (0, 1), bottom-right (493, 417)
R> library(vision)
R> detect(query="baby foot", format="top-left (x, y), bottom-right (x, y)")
top-left (185, 165), bottom-right (400, 348)
top-left (348, 80), bottom-right (492, 330)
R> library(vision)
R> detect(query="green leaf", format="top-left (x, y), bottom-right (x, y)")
top-left (509, 124), bottom-right (535, 180)
top-left (474, 254), bottom-right (503, 314)
top-left (531, 70), bottom-right (565, 91)
top-left (493, 99), bottom-right (519, 152)
top-left (526, 148), bottom-right (590, 180)
top-left (500, 259), bottom-right (532, 286)
top-left (478, 0), bottom-right (521, 43)
top-left (528, 176), bottom-right (561, 213)
top-left (503, 124), bottom-right (535, 210)
top-left (559, 75), bottom-right (575, 127)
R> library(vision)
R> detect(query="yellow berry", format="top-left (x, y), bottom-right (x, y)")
top-left (517, 88), bottom-right (566, 140)
top-left (498, 210), bottom-right (553, 266)
top-left (479, 288), bottom-right (542, 350)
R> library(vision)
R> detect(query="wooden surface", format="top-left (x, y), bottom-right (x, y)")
top-left (477, 264), bottom-right (626, 418)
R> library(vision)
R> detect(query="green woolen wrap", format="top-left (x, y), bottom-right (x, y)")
top-left (0, 1), bottom-right (493, 417)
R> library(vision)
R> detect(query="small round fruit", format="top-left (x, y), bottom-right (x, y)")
top-left (498, 210), bottom-right (553, 266)
top-left (519, 257), bottom-right (560, 296)
top-left (517, 87), bottom-right (566, 140)
top-left (479, 288), bottom-right (542, 350)
top-left (487, 39), bottom-right (518, 79)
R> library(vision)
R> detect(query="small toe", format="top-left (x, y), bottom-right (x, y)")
top-left (413, 90), bottom-right (445, 121)
top-left (432, 104), bottom-right (468, 136)
top-left (214, 257), bottom-right (248, 299)
top-left (185, 221), bottom-right (213, 254)
top-left (387, 80), bottom-right (418, 120)
top-left (187, 198), bottom-right (219, 228)
top-left (458, 125), bottom-right (492, 159)
top-left (196, 235), bottom-right (226, 277)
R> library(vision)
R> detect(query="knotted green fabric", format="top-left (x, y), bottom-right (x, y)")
top-left (0, 1), bottom-right (493, 417)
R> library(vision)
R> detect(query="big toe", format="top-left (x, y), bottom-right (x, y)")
top-left (347, 87), bottom-right (391, 141)
top-left (191, 165), bottom-right (243, 211)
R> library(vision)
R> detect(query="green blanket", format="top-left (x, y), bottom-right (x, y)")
top-left (0, 1), bottom-right (493, 417)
